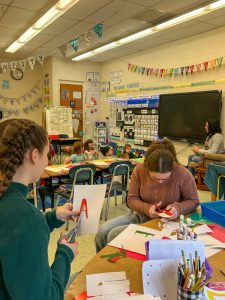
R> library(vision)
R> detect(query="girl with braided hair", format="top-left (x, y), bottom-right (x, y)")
top-left (95, 139), bottom-right (199, 252)
top-left (0, 119), bottom-right (79, 300)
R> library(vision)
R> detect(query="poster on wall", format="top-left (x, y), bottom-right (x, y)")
top-left (86, 72), bottom-right (94, 82)
top-left (93, 72), bottom-right (100, 82)
top-left (73, 91), bottom-right (81, 99)
top-left (62, 89), bottom-right (70, 100)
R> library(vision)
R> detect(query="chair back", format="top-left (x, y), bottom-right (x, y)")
top-left (69, 164), bottom-right (96, 184)
top-left (108, 161), bottom-right (132, 192)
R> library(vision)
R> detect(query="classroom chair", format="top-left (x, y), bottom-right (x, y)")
top-left (104, 161), bottom-right (132, 220)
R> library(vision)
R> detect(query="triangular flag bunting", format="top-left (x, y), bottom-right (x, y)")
top-left (58, 43), bottom-right (67, 57)
top-left (138, 66), bottom-right (142, 74)
top-left (1, 63), bottom-right (8, 73)
top-left (155, 69), bottom-right (159, 77)
top-left (82, 30), bottom-right (92, 45)
top-left (19, 59), bottom-right (27, 71)
top-left (93, 23), bottom-right (103, 38)
top-left (169, 68), bottom-right (173, 76)
top-left (128, 63), bottom-right (132, 71)
top-left (146, 68), bottom-right (150, 76)
top-left (160, 69), bottom-right (164, 77)
top-left (163, 69), bottom-right (167, 76)
top-left (210, 59), bottom-right (216, 70)
top-left (150, 68), bottom-right (154, 76)
top-left (141, 67), bottom-right (145, 75)
top-left (9, 99), bottom-right (15, 105)
top-left (190, 65), bottom-right (195, 74)
top-left (69, 37), bottom-right (79, 52)
top-left (37, 54), bottom-right (45, 65)
top-left (196, 63), bottom-right (201, 73)
top-left (203, 61), bottom-right (209, 71)
top-left (185, 66), bottom-right (189, 75)
top-left (10, 61), bottom-right (17, 71)
top-left (180, 67), bottom-right (184, 76)
top-left (217, 57), bottom-right (223, 68)
top-left (27, 56), bottom-right (36, 70)
top-left (174, 68), bottom-right (178, 77)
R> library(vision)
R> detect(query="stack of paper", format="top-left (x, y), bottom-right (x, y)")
top-left (86, 272), bottom-right (160, 299)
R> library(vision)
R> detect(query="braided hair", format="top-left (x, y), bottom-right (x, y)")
top-left (0, 119), bottom-right (48, 197)
top-left (144, 139), bottom-right (179, 173)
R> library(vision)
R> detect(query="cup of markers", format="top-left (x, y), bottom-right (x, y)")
top-left (177, 250), bottom-right (211, 300)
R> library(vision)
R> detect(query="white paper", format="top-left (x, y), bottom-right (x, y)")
top-left (147, 239), bottom-right (205, 262)
top-left (194, 224), bottom-right (213, 234)
top-left (86, 272), bottom-right (128, 297)
top-left (72, 118), bottom-right (79, 133)
top-left (109, 224), bottom-right (161, 255)
top-left (204, 286), bottom-right (225, 299)
top-left (73, 91), bottom-right (81, 99)
top-left (73, 184), bottom-right (106, 235)
top-left (197, 234), bottom-right (223, 258)
top-left (143, 259), bottom-right (178, 299)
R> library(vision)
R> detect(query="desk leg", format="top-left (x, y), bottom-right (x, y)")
top-left (38, 188), bottom-right (46, 212)
top-left (45, 177), bottom-right (55, 209)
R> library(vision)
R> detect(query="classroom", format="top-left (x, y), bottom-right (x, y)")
top-left (1, 1), bottom-right (225, 299)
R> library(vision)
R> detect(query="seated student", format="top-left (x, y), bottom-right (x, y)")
top-left (188, 119), bottom-right (225, 175)
top-left (84, 139), bottom-right (100, 160)
top-left (0, 118), bottom-right (78, 299)
top-left (95, 139), bottom-right (199, 252)
top-left (64, 141), bottom-right (86, 164)
top-left (119, 143), bottom-right (136, 159)
top-left (100, 145), bottom-right (115, 158)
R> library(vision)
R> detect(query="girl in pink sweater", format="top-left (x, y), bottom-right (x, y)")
top-left (95, 139), bottom-right (199, 252)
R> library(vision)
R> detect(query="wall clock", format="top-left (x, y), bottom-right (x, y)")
top-left (11, 68), bottom-right (23, 80)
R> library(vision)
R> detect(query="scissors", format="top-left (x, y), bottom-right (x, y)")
top-left (65, 212), bottom-right (83, 243)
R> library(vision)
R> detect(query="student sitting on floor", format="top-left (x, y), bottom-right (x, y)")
top-left (95, 139), bottom-right (199, 252)
top-left (64, 141), bottom-right (87, 164)
top-left (84, 139), bottom-right (100, 160)
top-left (0, 118), bottom-right (79, 299)
top-left (119, 143), bottom-right (136, 159)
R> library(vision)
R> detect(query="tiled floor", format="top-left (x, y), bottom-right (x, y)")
top-left (47, 142), bottom-right (212, 274)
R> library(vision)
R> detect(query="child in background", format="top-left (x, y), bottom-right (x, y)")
top-left (100, 146), bottom-right (115, 158)
top-left (84, 139), bottom-right (100, 160)
top-left (64, 141), bottom-right (86, 164)
top-left (119, 143), bottom-right (136, 159)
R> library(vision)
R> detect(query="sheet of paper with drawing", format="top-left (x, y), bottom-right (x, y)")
top-left (108, 224), bottom-right (161, 255)
top-left (73, 184), bottom-right (106, 236)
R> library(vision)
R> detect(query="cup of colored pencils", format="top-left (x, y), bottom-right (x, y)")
top-left (177, 250), bottom-right (211, 299)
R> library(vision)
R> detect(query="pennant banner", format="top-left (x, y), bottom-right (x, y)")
top-left (10, 61), bottom-right (17, 71)
top-left (217, 57), bottom-right (223, 67)
top-left (93, 23), bottom-right (103, 38)
top-left (37, 54), bottom-right (45, 65)
top-left (1, 63), bottom-right (8, 73)
top-left (27, 56), bottom-right (36, 70)
top-left (69, 37), bottom-right (79, 52)
top-left (19, 59), bottom-right (27, 71)
top-left (82, 30), bottom-right (92, 45)
top-left (58, 43), bottom-right (67, 57)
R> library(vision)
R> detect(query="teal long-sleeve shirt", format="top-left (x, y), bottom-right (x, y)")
top-left (0, 182), bottom-right (74, 300)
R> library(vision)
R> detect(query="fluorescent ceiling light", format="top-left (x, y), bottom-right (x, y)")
top-left (72, 0), bottom-right (225, 61)
top-left (18, 28), bottom-right (39, 43)
top-left (5, 41), bottom-right (23, 53)
top-left (73, 51), bottom-right (94, 61)
top-left (5, 0), bottom-right (80, 53)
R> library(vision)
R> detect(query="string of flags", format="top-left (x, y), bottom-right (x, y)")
top-left (58, 23), bottom-right (104, 57)
top-left (128, 56), bottom-right (224, 78)
top-left (0, 54), bottom-right (45, 73)
top-left (0, 98), bottom-right (43, 117)
top-left (0, 84), bottom-right (40, 105)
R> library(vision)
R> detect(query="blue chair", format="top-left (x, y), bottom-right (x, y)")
top-left (104, 161), bottom-right (132, 220)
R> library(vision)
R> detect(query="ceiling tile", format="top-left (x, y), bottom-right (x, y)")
top-left (0, 7), bottom-right (34, 29)
top-left (0, 26), bottom-right (23, 47)
top-left (59, 21), bottom-right (95, 39)
top-left (11, 0), bottom-right (58, 11)
top-left (42, 17), bottom-right (78, 35)
top-left (124, 0), bottom-right (163, 7)
top-left (63, 0), bottom-right (112, 20)
top-left (41, 36), bottom-right (69, 51)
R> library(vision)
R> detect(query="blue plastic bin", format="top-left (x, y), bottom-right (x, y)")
top-left (201, 200), bottom-right (225, 227)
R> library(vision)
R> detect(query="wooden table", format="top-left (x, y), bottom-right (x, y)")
top-left (88, 157), bottom-right (144, 170)
top-left (64, 219), bottom-right (225, 300)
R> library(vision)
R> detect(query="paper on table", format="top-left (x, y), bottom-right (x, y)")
top-left (197, 234), bottom-right (223, 258)
top-left (73, 184), bottom-right (106, 236)
top-left (194, 224), bottom-right (213, 234)
top-left (108, 224), bottom-right (161, 255)
top-left (86, 272), bottom-right (128, 297)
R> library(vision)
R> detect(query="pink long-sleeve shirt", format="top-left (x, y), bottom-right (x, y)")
top-left (127, 164), bottom-right (199, 217)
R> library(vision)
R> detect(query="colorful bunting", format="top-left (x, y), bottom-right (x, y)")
top-left (58, 43), bottom-right (67, 57)
top-left (27, 56), bottom-right (36, 70)
top-left (37, 54), bottom-right (45, 65)
top-left (210, 59), bottom-right (216, 70)
top-left (69, 37), bottom-right (79, 51)
top-left (93, 23), bottom-right (103, 38)
top-left (1, 63), bottom-right (8, 73)
top-left (217, 57), bottom-right (223, 67)
top-left (128, 63), bottom-right (132, 71)
top-left (190, 65), bottom-right (195, 74)
top-left (203, 61), bottom-right (209, 71)
top-left (185, 66), bottom-right (189, 75)
top-left (180, 67), bottom-right (184, 76)
top-left (82, 31), bottom-right (92, 45)
top-left (196, 63), bottom-right (201, 73)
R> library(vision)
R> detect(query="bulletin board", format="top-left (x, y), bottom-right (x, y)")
top-left (43, 106), bottom-right (73, 137)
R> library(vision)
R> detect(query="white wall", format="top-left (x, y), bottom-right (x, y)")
top-left (100, 25), bottom-right (225, 135)
top-left (0, 63), bottom-right (45, 125)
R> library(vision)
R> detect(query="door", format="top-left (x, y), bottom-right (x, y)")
top-left (60, 83), bottom-right (83, 139)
